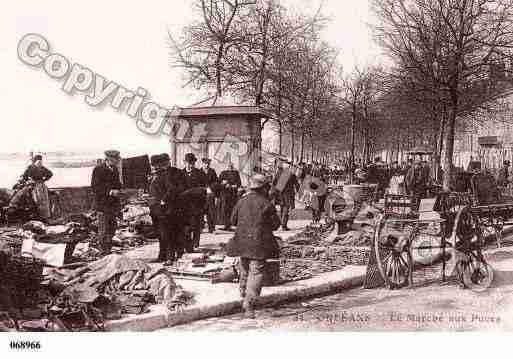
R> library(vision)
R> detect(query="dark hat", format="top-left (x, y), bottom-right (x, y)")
top-left (33, 154), bottom-right (43, 161)
top-left (185, 153), bottom-right (197, 163)
top-left (201, 158), bottom-right (211, 164)
top-left (504, 160), bottom-right (511, 166)
top-left (105, 150), bottom-right (120, 159)
top-left (151, 153), bottom-right (170, 167)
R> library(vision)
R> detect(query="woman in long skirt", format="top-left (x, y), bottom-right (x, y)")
top-left (22, 154), bottom-right (53, 220)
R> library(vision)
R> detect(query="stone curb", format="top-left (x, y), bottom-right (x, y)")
top-left (104, 225), bottom-right (513, 331)
top-left (104, 271), bottom-right (366, 331)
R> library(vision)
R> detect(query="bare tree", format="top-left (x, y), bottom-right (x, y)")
top-left (169, 0), bottom-right (256, 104)
top-left (373, 0), bottom-right (513, 189)
top-left (342, 66), bottom-right (377, 182)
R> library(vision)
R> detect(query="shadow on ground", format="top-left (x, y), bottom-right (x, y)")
top-left (489, 270), bottom-right (513, 289)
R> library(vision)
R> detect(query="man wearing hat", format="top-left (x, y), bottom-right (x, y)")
top-left (149, 153), bottom-right (186, 263)
top-left (201, 158), bottom-right (218, 233)
top-left (182, 153), bottom-right (207, 251)
top-left (497, 160), bottom-right (511, 187)
top-left (272, 160), bottom-right (300, 231)
top-left (405, 159), bottom-right (429, 209)
top-left (91, 150), bottom-right (122, 255)
top-left (218, 162), bottom-right (242, 231)
top-left (227, 174), bottom-right (281, 319)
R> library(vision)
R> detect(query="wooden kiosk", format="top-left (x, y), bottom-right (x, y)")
top-left (167, 105), bottom-right (271, 186)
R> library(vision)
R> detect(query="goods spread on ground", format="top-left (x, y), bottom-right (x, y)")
top-left (278, 220), bottom-right (374, 281)
top-left (0, 188), bottom-right (384, 331)
top-left (0, 194), bottom-right (185, 332)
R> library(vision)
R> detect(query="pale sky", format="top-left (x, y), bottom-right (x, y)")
top-left (0, 0), bottom-right (378, 157)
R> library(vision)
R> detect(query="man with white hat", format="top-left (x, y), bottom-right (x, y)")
top-left (226, 173), bottom-right (281, 319)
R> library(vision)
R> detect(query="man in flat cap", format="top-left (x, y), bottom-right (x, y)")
top-left (227, 174), bottom-right (281, 319)
top-left (148, 153), bottom-right (186, 263)
top-left (218, 161), bottom-right (242, 231)
top-left (182, 153), bottom-right (207, 251)
top-left (201, 158), bottom-right (218, 233)
top-left (91, 150), bottom-right (122, 255)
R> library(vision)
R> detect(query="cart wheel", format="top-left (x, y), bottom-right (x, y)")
top-left (459, 257), bottom-right (493, 292)
top-left (374, 216), bottom-right (413, 289)
top-left (453, 206), bottom-right (494, 291)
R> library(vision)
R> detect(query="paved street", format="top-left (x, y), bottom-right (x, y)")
top-left (160, 245), bottom-right (513, 332)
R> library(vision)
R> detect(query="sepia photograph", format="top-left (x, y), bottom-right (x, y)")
top-left (1, 0), bottom-right (513, 357)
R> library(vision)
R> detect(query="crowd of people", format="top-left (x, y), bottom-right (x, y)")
top-left (10, 150), bottom-right (512, 320)
top-left (89, 151), bottom-right (247, 262)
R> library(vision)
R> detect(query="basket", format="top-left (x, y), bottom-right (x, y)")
top-left (0, 254), bottom-right (44, 310)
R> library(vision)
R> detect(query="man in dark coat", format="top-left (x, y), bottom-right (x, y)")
top-left (181, 153), bottom-right (207, 251)
top-left (148, 153), bottom-right (186, 263)
top-left (227, 174), bottom-right (281, 319)
top-left (218, 162), bottom-right (242, 231)
top-left (21, 154), bottom-right (53, 220)
top-left (366, 157), bottom-right (381, 184)
top-left (405, 160), bottom-right (429, 209)
top-left (272, 161), bottom-right (300, 230)
top-left (403, 158), bottom-right (414, 192)
top-left (91, 150), bottom-right (122, 255)
top-left (497, 160), bottom-right (510, 187)
top-left (201, 158), bottom-right (218, 233)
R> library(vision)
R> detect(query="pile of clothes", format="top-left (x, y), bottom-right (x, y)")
top-left (18, 219), bottom-right (93, 266)
top-left (1, 253), bottom-right (194, 332)
top-left (45, 254), bottom-right (192, 311)
top-left (0, 227), bottom-right (26, 255)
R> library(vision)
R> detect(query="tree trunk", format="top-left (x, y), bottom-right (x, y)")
top-left (300, 131), bottom-right (305, 162)
top-left (443, 94), bottom-right (458, 191)
top-left (435, 105), bottom-right (446, 182)
top-left (290, 128), bottom-right (295, 161)
top-left (255, 5), bottom-right (271, 106)
top-left (278, 121), bottom-right (283, 155)
top-left (214, 43), bottom-right (224, 102)
top-left (350, 104), bottom-right (356, 183)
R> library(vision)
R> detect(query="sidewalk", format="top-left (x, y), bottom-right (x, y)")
top-left (105, 218), bottom-right (369, 331)
top-left (165, 244), bottom-right (513, 331)
top-left (104, 217), bottom-right (513, 331)
top-left (124, 219), bottom-right (311, 261)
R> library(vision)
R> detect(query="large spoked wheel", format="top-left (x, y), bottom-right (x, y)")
top-left (374, 216), bottom-right (413, 289)
top-left (458, 255), bottom-right (494, 291)
top-left (453, 206), bottom-right (494, 291)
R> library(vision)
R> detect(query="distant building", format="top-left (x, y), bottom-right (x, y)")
top-left (453, 97), bottom-right (513, 170)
